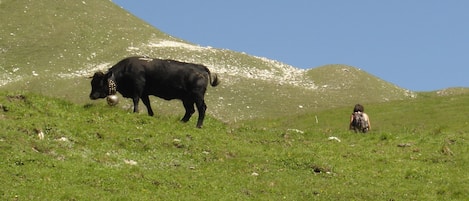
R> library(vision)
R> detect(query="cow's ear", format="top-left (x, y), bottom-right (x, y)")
top-left (89, 71), bottom-right (103, 79)
top-left (106, 71), bottom-right (115, 80)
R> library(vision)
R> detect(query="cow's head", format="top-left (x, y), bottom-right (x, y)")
top-left (89, 71), bottom-right (113, 100)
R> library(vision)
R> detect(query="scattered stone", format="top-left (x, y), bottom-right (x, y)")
top-left (173, 138), bottom-right (184, 148)
top-left (328, 136), bottom-right (341, 142)
top-left (0, 104), bottom-right (8, 112)
top-left (56, 137), bottom-right (69, 142)
top-left (287, 128), bottom-right (304, 134)
top-left (311, 165), bottom-right (332, 174)
top-left (397, 143), bottom-right (412, 147)
top-left (7, 94), bottom-right (26, 101)
top-left (35, 128), bottom-right (44, 140)
top-left (441, 145), bottom-right (454, 156)
top-left (124, 159), bottom-right (137, 165)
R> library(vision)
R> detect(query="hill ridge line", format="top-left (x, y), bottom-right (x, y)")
top-left (55, 39), bottom-right (317, 90)
top-left (126, 39), bottom-right (318, 90)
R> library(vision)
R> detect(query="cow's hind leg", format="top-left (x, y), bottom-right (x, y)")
top-left (141, 95), bottom-right (154, 116)
top-left (181, 99), bottom-right (195, 123)
top-left (194, 97), bottom-right (207, 128)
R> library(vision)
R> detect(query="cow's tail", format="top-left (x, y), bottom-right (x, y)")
top-left (209, 73), bottom-right (220, 87)
top-left (203, 66), bottom-right (220, 87)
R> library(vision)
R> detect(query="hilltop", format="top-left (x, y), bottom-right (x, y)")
top-left (0, 0), bottom-right (415, 122)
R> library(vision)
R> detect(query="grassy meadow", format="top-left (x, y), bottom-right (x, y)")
top-left (1, 91), bottom-right (468, 200)
top-left (1, 0), bottom-right (468, 200)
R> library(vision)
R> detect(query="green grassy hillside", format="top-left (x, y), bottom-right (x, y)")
top-left (306, 65), bottom-right (415, 104)
top-left (1, 92), bottom-right (468, 200)
top-left (0, 0), bottom-right (173, 96)
top-left (247, 91), bottom-right (469, 134)
top-left (1, 0), bottom-right (417, 123)
top-left (2, 0), bottom-right (468, 200)
top-left (1, 0), bottom-right (468, 200)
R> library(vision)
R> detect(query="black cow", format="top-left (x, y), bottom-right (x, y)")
top-left (89, 56), bottom-right (220, 128)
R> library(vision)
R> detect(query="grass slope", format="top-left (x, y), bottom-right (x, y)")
top-left (306, 64), bottom-right (415, 104)
top-left (1, 91), bottom-right (468, 200)
top-left (0, 0), bottom-right (173, 96)
top-left (1, 0), bottom-right (417, 123)
top-left (1, 1), bottom-right (468, 200)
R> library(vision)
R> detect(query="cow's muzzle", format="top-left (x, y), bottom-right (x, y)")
top-left (89, 93), bottom-right (105, 100)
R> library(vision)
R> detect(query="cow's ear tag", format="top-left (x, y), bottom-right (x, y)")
top-left (106, 95), bottom-right (119, 106)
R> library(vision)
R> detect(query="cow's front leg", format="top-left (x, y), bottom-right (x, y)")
top-left (181, 99), bottom-right (195, 122)
top-left (141, 95), bottom-right (154, 116)
top-left (132, 97), bottom-right (140, 113)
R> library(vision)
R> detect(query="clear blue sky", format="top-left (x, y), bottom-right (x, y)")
top-left (112, 0), bottom-right (468, 91)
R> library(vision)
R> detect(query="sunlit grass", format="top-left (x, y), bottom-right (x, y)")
top-left (1, 91), bottom-right (468, 200)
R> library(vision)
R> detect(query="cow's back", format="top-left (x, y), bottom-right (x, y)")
top-left (146, 59), bottom-right (211, 99)
top-left (111, 57), bottom-right (209, 100)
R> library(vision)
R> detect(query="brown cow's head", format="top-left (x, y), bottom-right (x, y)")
top-left (89, 71), bottom-right (111, 100)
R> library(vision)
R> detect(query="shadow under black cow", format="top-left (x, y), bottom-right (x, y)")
top-left (89, 56), bottom-right (220, 128)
